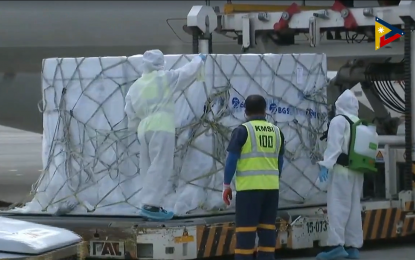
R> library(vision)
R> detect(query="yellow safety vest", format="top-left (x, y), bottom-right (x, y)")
top-left (235, 120), bottom-right (282, 191)
top-left (136, 73), bottom-right (175, 133)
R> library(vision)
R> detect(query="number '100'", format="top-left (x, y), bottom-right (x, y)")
top-left (259, 135), bottom-right (273, 148)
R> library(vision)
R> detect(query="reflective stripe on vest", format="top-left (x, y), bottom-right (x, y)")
top-left (237, 122), bottom-right (281, 177)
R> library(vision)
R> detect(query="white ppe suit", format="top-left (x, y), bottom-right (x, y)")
top-left (318, 90), bottom-right (364, 248)
top-left (125, 50), bottom-right (204, 207)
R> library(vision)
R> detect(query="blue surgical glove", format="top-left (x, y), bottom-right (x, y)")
top-left (318, 166), bottom-right (328, 182)
top-left (199, 53), bottom-right (207, 61)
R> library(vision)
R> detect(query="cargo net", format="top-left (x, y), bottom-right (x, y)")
top-left (11, 54), bottom-right (328, 215)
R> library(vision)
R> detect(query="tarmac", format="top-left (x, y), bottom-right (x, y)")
top-left (0, 125), bottom-right (42, 204)
top-left (0, 125), bottom-right (414, 259)
top-left (273, 236), bottom-right (415, 260)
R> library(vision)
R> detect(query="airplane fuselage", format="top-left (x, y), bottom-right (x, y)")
top-left (0, 1), bottom-right (389, 133)
top-left (0, 1), bottom-right (239, 133)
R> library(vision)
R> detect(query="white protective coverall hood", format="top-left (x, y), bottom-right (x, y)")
top-left (318, 89), bottom-right (364, 249)
top-left (124, 50), bottom-right (204, 210)
top-left (142, 49), bottom-right (166, 73)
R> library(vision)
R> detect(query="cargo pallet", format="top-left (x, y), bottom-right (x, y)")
top-left (2, 1), bottom-right (415, 259)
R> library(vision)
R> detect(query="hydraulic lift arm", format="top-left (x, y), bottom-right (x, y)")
top-left (187, 5), bottom-right (218, 54)
top-left (186, 0), bottom-right (415, 192)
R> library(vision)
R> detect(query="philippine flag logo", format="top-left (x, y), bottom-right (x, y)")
top-left (375, 17), bottom-right (405, 50)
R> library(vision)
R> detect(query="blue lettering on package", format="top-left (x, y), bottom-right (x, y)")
top-left (231, 97), bottom-right (245, 112)
top-left (269, 103), bottom-right (277, 114)
top-left (269, 103), bottom-right (291, 115)
top-left (230, 97), bottom-right (323, 119)
top-left (231, 97), bottom-right (240, 108)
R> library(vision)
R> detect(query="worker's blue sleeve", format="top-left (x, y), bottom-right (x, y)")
top-left (224, 153), bottom-right (239, 185)
top-left (224, 126), bottom-right (248, 185)
top-left (278, 131), bottom-right (285, 177)
top-left (227, 125), bottom-right (248, 153)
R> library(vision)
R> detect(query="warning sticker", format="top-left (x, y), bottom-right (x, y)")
top-left (376, 151), bottom-right (384, 163)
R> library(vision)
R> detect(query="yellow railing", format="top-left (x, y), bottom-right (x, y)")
top-left (223, 4), bottom-right (331, 15)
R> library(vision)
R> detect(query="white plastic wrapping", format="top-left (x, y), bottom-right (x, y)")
top-left (14, 54), bottom-right (328, 216)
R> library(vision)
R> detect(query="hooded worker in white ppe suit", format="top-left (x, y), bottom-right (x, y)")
top-left (125, 50), bottom-right (206, 220)
top-left (316, 90), bottom-right (363, 260)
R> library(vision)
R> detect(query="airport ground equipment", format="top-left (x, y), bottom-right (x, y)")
top-left (0, 217), bottom-right (83, 259)
top-left (188, 0), bottom-right (415, 188)
top-left (1, 144), bottom-right (414, 260)
top-left (0, 1), bottom-right (415, 260)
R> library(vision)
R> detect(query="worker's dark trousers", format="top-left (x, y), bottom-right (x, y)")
top-left (235, 189), bottom-right (279, 260)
